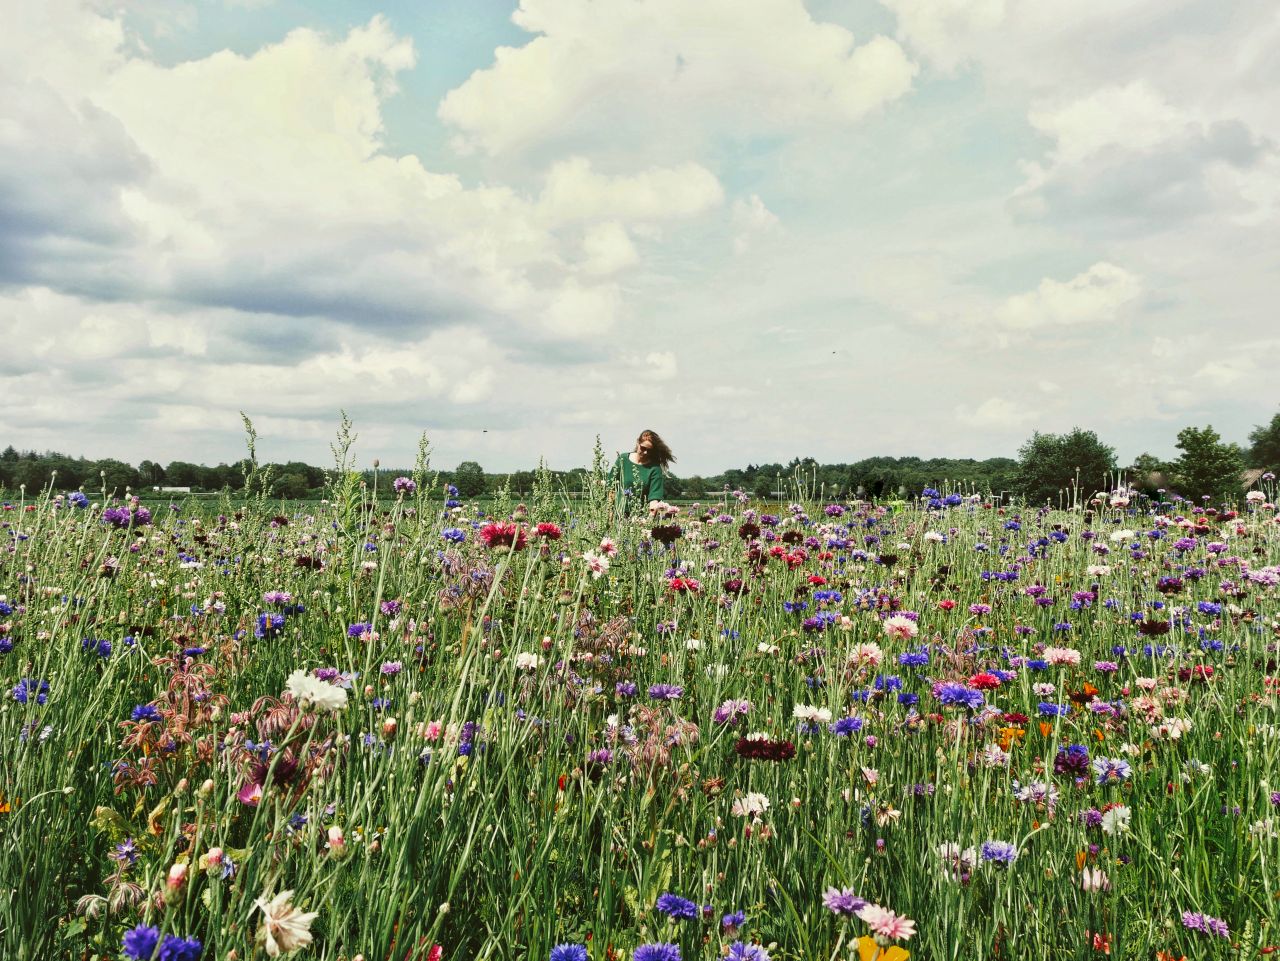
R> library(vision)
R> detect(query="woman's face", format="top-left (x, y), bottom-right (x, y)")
top-left (636, 433), bottom-right (655, 460)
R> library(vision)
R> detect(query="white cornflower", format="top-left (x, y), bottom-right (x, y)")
top-left (255, 889), bottom-right (319, 957)
top-left (285, 670), bottom-right (347, 713)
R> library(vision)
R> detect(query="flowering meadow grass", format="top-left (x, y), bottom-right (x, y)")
top-left (2, 464), bottom-right (1279, 961)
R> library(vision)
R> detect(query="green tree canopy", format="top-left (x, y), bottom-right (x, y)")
top-left (454, 460), bottom-right (486, 498)
top-left (1248, 410), bottom-right (1280, 472)
top-left (1014, 429), bottom-right (1117, 505)
top-left (1173, 425), bottom-right (1245, 501)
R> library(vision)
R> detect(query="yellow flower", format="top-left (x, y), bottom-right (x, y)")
top-left (856, 936), bottom-right (910, 961)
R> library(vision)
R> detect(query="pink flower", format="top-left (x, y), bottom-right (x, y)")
top-left (882, 615), bottom-right (919, 642)
top-left (856, 903), bottom-right (916, 941)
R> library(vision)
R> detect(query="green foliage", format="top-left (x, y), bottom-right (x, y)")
top-left (1248, 409), bottom-right (1280, 471)
top-left (1014, 428), bottom-right (1117, 505)
top-left (1174, 424), bottom-right (1245, 501)
top-left (454, 460), bottom-right (486, 498)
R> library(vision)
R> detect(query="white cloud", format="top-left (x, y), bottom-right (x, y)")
top-left (439, 0), bottom-right (916, 156)
top-left (957, 397), bottom-right (1038, 429)
top-left (538, 157), bottom-right (724, 225)
top-left (996, 263), bottom-right (1142, 331)
top-left (579, 222), bottom-right (639, 276)
top-left (732, 194), bottom-right (781, 254)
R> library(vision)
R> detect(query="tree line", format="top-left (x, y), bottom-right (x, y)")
top-left (2, 409), bottom-right (1277, 503)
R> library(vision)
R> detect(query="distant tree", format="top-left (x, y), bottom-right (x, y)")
top-left (165, 461), bottom-right (202, 488)
top-left (1127, 452), bottom-right (1172, 495)
top-left (1014, 429), bottom-right (1117, 505)
top-left (1173, 425), bottom-right (1245, 501)
top-left (273, 472), bottom-right (311, 499)
top-left (683, 475), bottom-right (707, 499)
top-left (138, 460), bottom-right (166, 486)
top-left (93, 459), bottom-right (141, 495)
top-left (455, 461), bottom-right (486, 498)
top-left (1248, 410), bottom-right (1280, 472)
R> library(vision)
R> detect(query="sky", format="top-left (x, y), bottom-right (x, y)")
top-left (1, 0), bottom-right (1277, 475)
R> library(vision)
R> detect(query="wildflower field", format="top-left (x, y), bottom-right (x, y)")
top-left (3, 460), bottom-right (1279, 961)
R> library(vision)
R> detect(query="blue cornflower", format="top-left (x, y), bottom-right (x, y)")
top-left (1038, 702), bottom-right (1068, 717)
top-left (68, 491), bottom-right (89, 508)
top-left (898, 651), bottom-right (929, 668)
top-left (156, 934), bottom-right (203, 961)
top-left (256, 612), bottom-right (286, 639)
top-left (550, 947), bottom-right (589, 961)
top-left (615, 681), bottom-right (638, 697)
top-left (829, 716), bottom-right (864, 736)
top-left (442, 527), bottom-right (466, 543)
top-left (0, 637), bottom-right (12, 655)
top-left (81, 637), bottom-right (112, 657)
top-left (122, 925), bottom-right (161, 960)
top-left (722, 910), bottom-right (747, 931)
top-left (131, 704), bottom-right (162, 723)
top-left (346, 622), bottom-right (372, 638)
top-left (633, 945), bottom-right (681, 961)
top-left (980, 840), bottom-right (1018, 865)
top-left (655, 892), bottom-right (699, 920)
top-left (12, 678), bottom-right (49, 706)
top-left (1092, 757), bottom-right (1132, 785)
top-left (727, 943), bottom-right (770, 961)
top-left (935, 683), bottom-right (984, 711)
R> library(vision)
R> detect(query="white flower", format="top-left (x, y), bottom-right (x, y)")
top-left (1110, 529), bottom-right (1135, 543)
top-left (285, 670), bottom-right (347, 713)
top-left (757, 642), bottom-right (779, 655)
top-left (1086, 564), bottom-right (1111, 576)
top-left (1100, 805), bottom-right (1131, 835)
top-left (582, 550), bottom-right (610, 579)
top-left (686, 638), bottom-right (703, 651)
top-left (924, 531), bottom-right (945, 543)
top-left (255, 889), bottom-right (319, 957)
top-left (793, 704), bottom-right (832, 724)
top-left (1247, 490), bottom-right (1266, 503)
top-left (731, 792), bottom-right (770, 818)
top-left (1080, 867), bottom-right (1110, 892)
top-left (514, 652), bottom-right (540, 671)
top-left (1033, 682), bottom-right (1056, 697)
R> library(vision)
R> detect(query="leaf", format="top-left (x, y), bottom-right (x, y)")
top-left (90, 806), bottom-right (134, 842)
top-left (857, 936), bottom-right (910, 961)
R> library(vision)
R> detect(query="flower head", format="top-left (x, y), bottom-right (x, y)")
top-left (255, 889), bottom-right (319, 957)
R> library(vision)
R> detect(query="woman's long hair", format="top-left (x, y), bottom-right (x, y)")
top-left (638, 430), bottom-right (676, 470)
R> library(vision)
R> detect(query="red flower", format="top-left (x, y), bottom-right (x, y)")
top-left (808, 575), bottom-right (827, 585)
top-left (535, 522), bottom-right (562, 540)
top-left (478, 521), bottom-right (528, 551)
top-left (938, 599), bottom-right (957, 610)
top-left (969, 672), bottom-right (1001, 690)
top-left (668, 577), bottom-right (701, 594)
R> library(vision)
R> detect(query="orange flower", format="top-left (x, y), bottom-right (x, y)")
top-left (1155, 951), bottom-right (1187, 961)
top-left (1039, 722), bottom-right (1054, 738)
top-left (856, 936), bottom-right (910, 961)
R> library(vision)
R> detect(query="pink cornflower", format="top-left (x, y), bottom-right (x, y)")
top-left (856, 903), bottom-right (916, 941)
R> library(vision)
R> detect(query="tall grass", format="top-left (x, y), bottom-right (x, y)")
top-left (1, 472), bottom-right (1277, 961)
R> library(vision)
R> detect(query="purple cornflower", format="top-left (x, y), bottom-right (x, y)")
top-left (616, 681), bottom-right (638, 698)
top-left (648, 684), bottom-right (684, 701)
top-left (380, 661), bottom-right (403, 675)
top-left (722, 910), bottom-right (747, 931)
top-left (393, 476), bottom-right (416, 495)
top-left (821, 886), bottom-right (866, 916)
top-left (727, 943), bottom-right (770, 961)
top-left (347, 622), bottom-right (372, 638)
top-left (713, 698), bottom-right (752, 724)
top-left (1182, 911), bottom-right (1229, 938)
top-left (655, 892), bottom-right (699, 920)
top-left (550, 946), bottom-right (588, 961)
top-left (380, 599), bottom-right (403, 616)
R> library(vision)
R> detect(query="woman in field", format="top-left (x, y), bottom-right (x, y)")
top-left (614, 429), bottom-right (675, 515)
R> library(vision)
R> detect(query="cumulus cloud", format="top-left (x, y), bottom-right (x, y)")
top-left (996, 263), bottom-right (1142, 331)
top-left (439, 0), bottom-right (916, 156)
